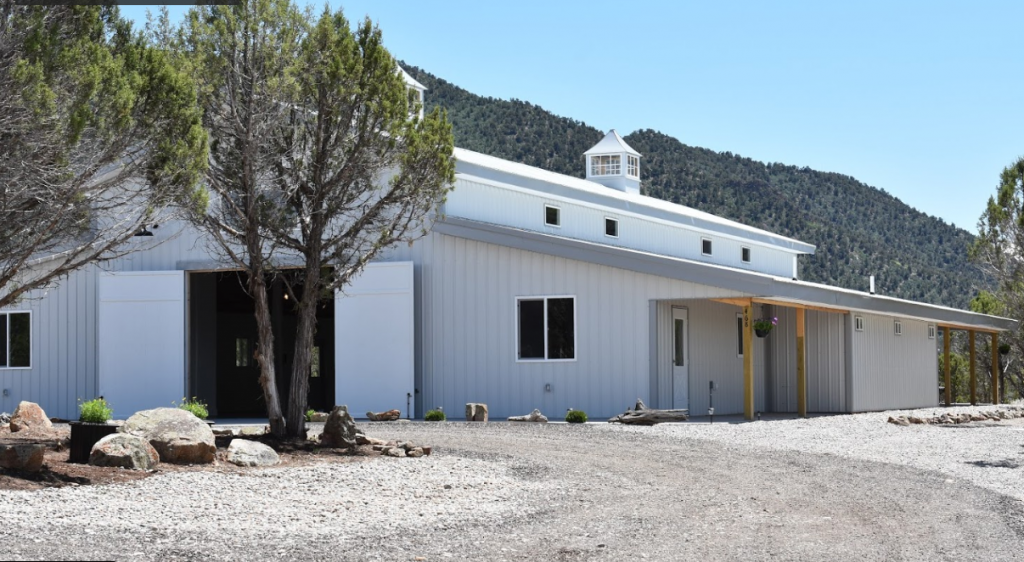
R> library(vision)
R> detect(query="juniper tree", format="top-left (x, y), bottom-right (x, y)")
top-left (0, 2), bottom-right (208, 309)
top-left (970, 157), bottom-right (1024, 401)
top-left (179, 0), bottom-right (454, 438)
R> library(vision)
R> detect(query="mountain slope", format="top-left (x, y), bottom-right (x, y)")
top-left (405, 65), bottom-right (983, 308)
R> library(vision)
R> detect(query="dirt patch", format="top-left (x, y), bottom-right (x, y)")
top-left (0, 425), bottom-right (378, 492)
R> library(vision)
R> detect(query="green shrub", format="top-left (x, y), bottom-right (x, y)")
top-left (175, 397), bottom-right (209, 420)
top-left (305, 409), bottom-right (315, 422)
top-left (565, 409), bottom-right (588, 424)
top-left (424, 409), bottom-right (446, 422)
top-left (79, 398), bottom-right (113, 424)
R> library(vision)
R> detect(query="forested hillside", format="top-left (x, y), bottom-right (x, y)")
top-left (405, 65), bottom-right (983, 308)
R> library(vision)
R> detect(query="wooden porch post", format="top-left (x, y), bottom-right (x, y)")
top-left (969, 330), bottom-right (977, 406)
top-left (796, 308), bottom-right (806, 418)
top-left (992, 332), bottom-right (1000, 405)
top-left (743, 303), bottom-right (754, 420)
top-left (943, 328), bottom-right (951, 406)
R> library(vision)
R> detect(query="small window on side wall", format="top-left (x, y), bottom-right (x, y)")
top-left (736, 314), bottom-right (744, 356)
top-left (894, 320), bottom-right (903, 336)
top-left (544, 205), bottom-right (560, 227)
top-left (605, 217), bottom-right (618, 238)
top-left (702, 238), bottom-right (713, 256)
top-left (854, 316), bottom-right (864, 332)
top-left (741, 247), bottom-right (751, 263)
top-left (928, 325), bottom-right (936, 339)
top-left (0, 312), bottom-right (31, 368)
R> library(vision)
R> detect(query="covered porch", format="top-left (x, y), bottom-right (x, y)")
top-left (654, 297), bottom-right (848, 420)
top-left (654, 292), bottom-right (1010, 421)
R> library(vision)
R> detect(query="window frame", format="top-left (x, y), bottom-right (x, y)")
top-left (515, 295), bottom-right (577, 363)
top-left (627, 155), bottom-right (639, 178)
top-left (0, 310), bottom-right (32, 370)
top-left (604, 217), bottom-right (619, 238)
top-left (590, 154), bottom-right (622, 176)
top-left (736, 313), bottom-right (744, 357)
top-left (928, 325), bottom-right (936, 340)
top-left (894, 319), bottom-right (903, 336)
top-left (741, 246), bottom-right (751, 264)
top-left (701, 237), bottom-right (713, 256)
top-left (544, 204), bottom-right (561, 228)
top-left (854, 316), bottom-right (864, 332)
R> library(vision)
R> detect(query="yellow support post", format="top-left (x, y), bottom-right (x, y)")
top-left (797, 308), bottom-right (807, 418)
top-left (944, 328), bottom-right (951, 406)
top-left (969, 330), bottom-right (976, 406)
top-left (992, 332), bottom-right (1000, 405)
top-left (743, 303), bottom-right (754, 420)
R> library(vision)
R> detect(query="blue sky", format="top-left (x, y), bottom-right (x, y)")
top-left (121, 1), bottom-right (1024, 233)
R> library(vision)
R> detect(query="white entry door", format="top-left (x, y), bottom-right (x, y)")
top-left (672, 307), bottom-right (689, 409)
top-left (335, 262), bottom-right (414, 418)
top-left (98, 271), bottom-right (185, 419)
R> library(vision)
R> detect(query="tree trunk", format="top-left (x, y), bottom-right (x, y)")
top-left (284, 264), bottom-right (322, 439)
top-left (250, 271), bottom-right (286, 437)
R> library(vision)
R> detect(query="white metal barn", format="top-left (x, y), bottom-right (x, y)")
top-left (0, 89), bottom-right (1015, 421)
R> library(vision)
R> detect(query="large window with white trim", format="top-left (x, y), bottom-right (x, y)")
top-left (517, 296), bottom-right (575, 361)
top-left (590, 155), bottom-right (621, 176)
top-left (627, 155), bottom-right (639, 177)
top-left (0, 312), bottom-right (31, 368)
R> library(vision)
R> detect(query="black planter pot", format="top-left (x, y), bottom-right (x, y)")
top-left (68, 422), bottom-right (119, 464)
top-left (755, 328), bottom-right (772, 338)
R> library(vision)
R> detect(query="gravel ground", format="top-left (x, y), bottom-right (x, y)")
top-left (606, 403), bottom-right (1024, 501)
top-left (2, 412), bottom-right (1024, 561)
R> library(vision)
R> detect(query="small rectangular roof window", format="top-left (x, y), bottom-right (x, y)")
top-left (605, 217), bottom-right (618, 238)
top-left (545, 205), bottom-right (560, 227)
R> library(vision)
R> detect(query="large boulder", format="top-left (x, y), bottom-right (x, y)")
top-left (0, 443), bottom-right (45, 471)
top-left (89, 433), bottom-right (159, 470)
top-left (321, 405), bottom-right (358, 448)
top-left (121, 408), bottom-right (215, 464)
top-left (10, 401), bottom-right (52, 433)
top-left (226, 439), bottom-right (280, 467)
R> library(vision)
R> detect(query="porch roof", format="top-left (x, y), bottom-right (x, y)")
top-left (433, 217), bottom-right (1016, 333)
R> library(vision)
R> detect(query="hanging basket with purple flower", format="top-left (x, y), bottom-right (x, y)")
top-left (753, 316), bottom-right (778, 338)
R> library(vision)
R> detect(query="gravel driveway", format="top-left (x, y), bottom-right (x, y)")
top-left (3, 410), bottom-right (1024, 561)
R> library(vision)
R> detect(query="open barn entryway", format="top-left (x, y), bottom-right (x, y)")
top-left (188, 271), bottom-right (335, 418)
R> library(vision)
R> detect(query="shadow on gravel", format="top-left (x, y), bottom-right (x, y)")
top-left (0, 466), bottom-right (90, 487)
top-left (967, 459), bottom-right (1022, 469)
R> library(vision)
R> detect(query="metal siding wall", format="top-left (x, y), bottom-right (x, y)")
top-left (412, 233), bottom-right (750, 420)
top-left (0, 221), bottom-right (234, 419)
top-left (656, 300), bottom-right (768, 417)
top-left (768, 307), bottom-right (798, 412)
top-left (805, 310), bottom-right (847, 412)
top-left (446, 179), bottom-right (797, 278)
top-left (849, 314), bottom-right (938, 412)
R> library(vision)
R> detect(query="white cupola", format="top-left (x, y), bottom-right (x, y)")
top-left (584, 130), bottom-right (641, 194)
top-left (398, 65), bottom-right (426, 120)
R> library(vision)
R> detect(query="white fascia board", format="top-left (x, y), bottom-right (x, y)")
top-left (453, 173), bottom-right (809, 256)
